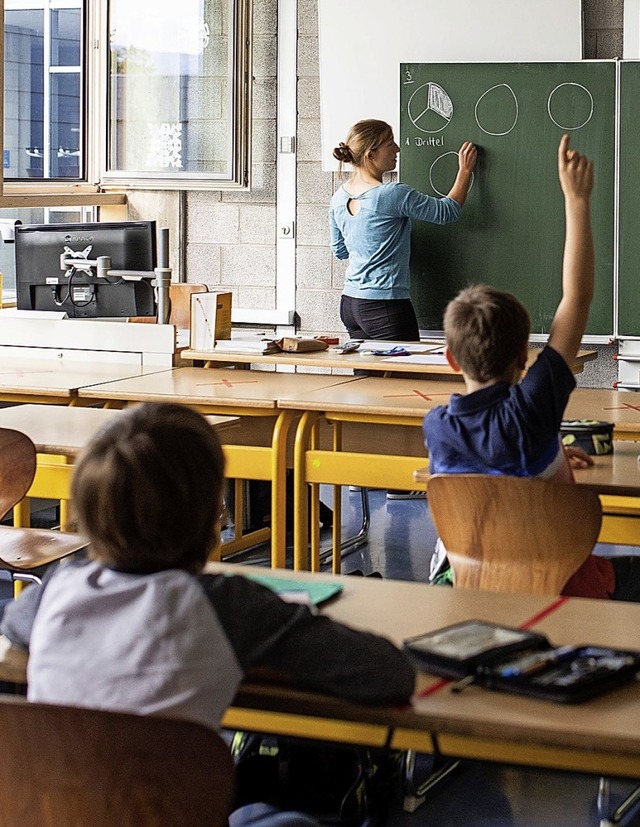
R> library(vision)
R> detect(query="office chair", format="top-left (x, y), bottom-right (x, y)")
top-left (426, 474), bottom-right (601, 595)
top-left (0, 427), bottom-right (88, 594)
top-left (0, 696), bottom-right (235, 827)
top-left (427, 473), bottom-right (639, 826)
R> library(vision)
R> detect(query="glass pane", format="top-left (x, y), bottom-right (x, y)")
top-left (108, 0), bottom-right (232, 176)
top-left (4, 4), bottom-right (82, 181)
top-left (51, 8), bottom-right (81, 67)
top-left (4, 9), bottom-right (45, 179)
top-left (50, 73), bottom-right (81, 178)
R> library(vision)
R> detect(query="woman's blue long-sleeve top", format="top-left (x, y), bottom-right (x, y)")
top-left (329, 182), bottom-right (461, 300)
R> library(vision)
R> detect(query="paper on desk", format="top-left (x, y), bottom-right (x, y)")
top-left (390, 354), bottom-right (449, 365)
top-left (359, 341), bottom-right (444, 355)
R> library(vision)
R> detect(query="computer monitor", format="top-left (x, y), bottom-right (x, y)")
top-left (15, 220), bottom-right (157, 318)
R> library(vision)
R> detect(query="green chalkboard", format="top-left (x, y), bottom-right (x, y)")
top-left (618, 61), bottom-right (640, 338)
top-left (399, 62), bottom-right (615, 336)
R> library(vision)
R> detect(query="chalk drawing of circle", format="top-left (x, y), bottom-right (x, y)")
top-left (547, 83), bottom-right (594, 130)
top-left (429, 152), bottom-right (475, 197)
top-left (474, 84), bottom-right (519, 136)
top-left (408, 82), bottom-right (453, 134)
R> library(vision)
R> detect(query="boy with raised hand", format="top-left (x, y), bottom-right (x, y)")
top-left (424, 135), bottom-right (640, 602)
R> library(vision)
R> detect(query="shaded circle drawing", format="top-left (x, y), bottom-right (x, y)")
top-left (408, 82), bottom-right (453, 134)
top-left (547, 83), bottom-right (593, 130)
top-left (474, 84), bottom-right (519, 136)
top-left (429, 151), bottom-right (474, 197)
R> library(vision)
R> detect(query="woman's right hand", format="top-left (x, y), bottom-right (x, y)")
top-left (458, 141), bottom-right (477, 173)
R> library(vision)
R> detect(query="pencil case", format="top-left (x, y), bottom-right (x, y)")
top-left (404, 620), bottom-right (640, 703)
top-left (276, 337), bottom-right (329, 353)
top-left (560, 419), bottom-right (614, 455)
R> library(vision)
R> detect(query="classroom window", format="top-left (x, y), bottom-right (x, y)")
top-left (103, 0), bottom-right (251, 188)
top-left (2, 0), bottom-right (251, 194)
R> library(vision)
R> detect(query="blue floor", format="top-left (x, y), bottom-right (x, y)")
top-left (234, 487), bottom-right (640, 827)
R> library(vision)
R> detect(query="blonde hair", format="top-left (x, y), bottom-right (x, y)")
top-left (332, 119), bottom-right (393, 177)
top-left (71, 402), bottom-right (226, 574)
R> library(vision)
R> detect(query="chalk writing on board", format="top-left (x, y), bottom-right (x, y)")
top-left (408, 82), bottom-right (453, 134)
top-left (474, 84), bottom-right (519, 136)
top-left (429, 151), bottom-right (475, 197)
top-left (547, 83), bottom-right (594, 130)
top-left (403, 70), bottom-right (414, 85)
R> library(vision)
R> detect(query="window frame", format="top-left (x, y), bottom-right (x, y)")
top-left (0, 0), bottom-right (252, 207)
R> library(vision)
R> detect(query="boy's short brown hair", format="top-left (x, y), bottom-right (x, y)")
top-left (71, 402), bottom-right (226, 574)
top-left (443, 284), bottom-right (531, 383)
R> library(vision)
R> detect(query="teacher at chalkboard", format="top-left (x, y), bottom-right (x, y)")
top-left (330, 119), bottom-right (476, 341)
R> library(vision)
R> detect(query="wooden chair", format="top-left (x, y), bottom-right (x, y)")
top-left (0, 697), bottom-right (235, 827)
top-left (128, 283), bottom-right (208, 327)
top-left (169, 282), bottom-right (209, 329)
top-left (427, 474), bottom-right (639, 824)
top-left (0, 427), bottom-right (88, 592)
top-left (426, 474), bottom-right (602, 595)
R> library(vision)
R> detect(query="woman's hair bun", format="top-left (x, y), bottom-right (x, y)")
top-left (332, 142), bottom-right (353, 163)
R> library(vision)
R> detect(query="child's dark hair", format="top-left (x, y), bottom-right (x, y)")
top-left (443, 284), bottom-right (531, 382)
top-left (332, 119), bottom-right (393, 176)
top-left (71, 402), bottom-right (226, 574)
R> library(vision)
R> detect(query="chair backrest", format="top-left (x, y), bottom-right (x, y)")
top-left (0, 697), bottom-right (235, 827)
top-left (0, 428), bottom-right (37, 521)
top-left (169, 283), bottom-right (209, 329)
top-left (427, 474), bottom-right (602, 595)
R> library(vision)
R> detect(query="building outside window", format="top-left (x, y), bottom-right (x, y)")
top-left (4, 0), bottom-right (82, 181)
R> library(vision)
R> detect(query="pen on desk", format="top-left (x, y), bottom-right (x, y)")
top-left (451, 675), bottom-right (477, 694)
top-left (496, 645), bottom-right (576, 678)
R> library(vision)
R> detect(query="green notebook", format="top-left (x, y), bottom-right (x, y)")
top-left (242, 572), bottom-right (343, 606)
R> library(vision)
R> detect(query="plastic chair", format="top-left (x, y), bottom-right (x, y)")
top-left (0, 696), bottom-right (235, 827)
top-left (0, 427), bottom-right (88, 593)
top-left (426, 474), bottom-right (601, 595)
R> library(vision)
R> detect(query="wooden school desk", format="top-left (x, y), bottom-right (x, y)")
top-left (4, 564), bottom-right (640, 780)
top-left (0, 356), bottom-right (170, 405)
top-left (276, 375), bottom-right (462, 570)
top-left (218, 565), bottom-right (640, 779)
top-left (565, 387), bottom-right (640, 440)
top-left (75, 368), bottom-right (362, 567)
top-left (182, 344), bottom-right (597, 377)
top-left (0, 404), bottom-right (238, 532)
top-left (282, 382), bottom-right (640, 569)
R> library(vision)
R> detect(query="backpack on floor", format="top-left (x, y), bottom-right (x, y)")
top-left (230, 732), bottom-right (396, 827)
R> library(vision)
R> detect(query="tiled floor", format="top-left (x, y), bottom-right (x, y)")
top-left (234, 486), bottom-right (640, 827)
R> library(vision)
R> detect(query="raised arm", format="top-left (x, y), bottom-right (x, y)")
top-left (447, 141), bottom-right (477, 206)
top-left (547, 135), bottom-right (594, 366)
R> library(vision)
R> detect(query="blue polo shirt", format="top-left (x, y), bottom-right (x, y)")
top-left (423, 346), bottom-right (576, 477)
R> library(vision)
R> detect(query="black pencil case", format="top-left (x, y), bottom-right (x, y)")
top-left (404, 620), bottom-right (640, 703)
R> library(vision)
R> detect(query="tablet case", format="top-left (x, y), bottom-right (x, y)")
top-left (404, 620), bottom-right (640, 703)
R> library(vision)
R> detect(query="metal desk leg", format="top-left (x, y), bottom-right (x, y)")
top-left (293, 411), bottom-right (321, 570)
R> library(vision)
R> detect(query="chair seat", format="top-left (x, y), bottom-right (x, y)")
top-left (0, 527), bottom-right (88, 571)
